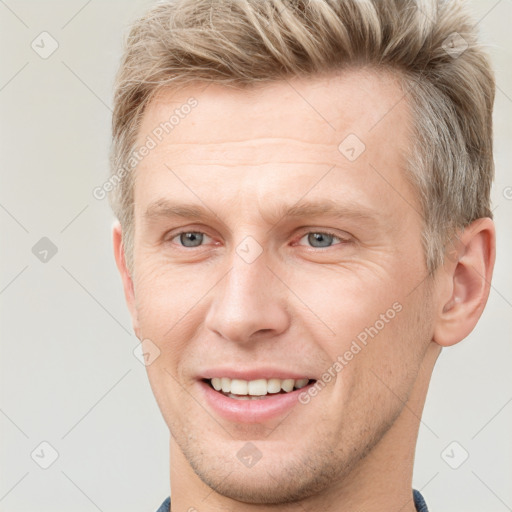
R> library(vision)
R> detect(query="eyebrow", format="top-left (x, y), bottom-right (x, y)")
top-left (143, 198), bottom-right (381, 227)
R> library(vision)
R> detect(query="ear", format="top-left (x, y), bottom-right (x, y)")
top-left (433, 217), bottom-right (496, 347)
top-left (112, 221), bottom-right (140, 339)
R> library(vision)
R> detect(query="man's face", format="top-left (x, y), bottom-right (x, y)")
top-left (126, 70), bottom-right (436, 503)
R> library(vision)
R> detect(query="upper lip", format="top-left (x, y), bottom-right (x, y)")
top-left (199, 367), bottom-right (315, 381)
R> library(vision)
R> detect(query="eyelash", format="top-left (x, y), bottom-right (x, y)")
top-left (166, 229), bottom-right (350, 249)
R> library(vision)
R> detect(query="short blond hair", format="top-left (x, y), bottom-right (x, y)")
top-left (109, 0), bottom-right (495, 275)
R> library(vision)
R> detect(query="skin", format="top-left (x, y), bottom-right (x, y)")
top-left (113, 69), bottom-right (495, 512)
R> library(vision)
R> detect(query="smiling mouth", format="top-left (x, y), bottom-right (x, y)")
top-left (203, 377), bottom-right (315, 400)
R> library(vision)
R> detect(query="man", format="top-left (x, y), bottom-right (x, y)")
top-left (109, 1), bottom-right (496, 510)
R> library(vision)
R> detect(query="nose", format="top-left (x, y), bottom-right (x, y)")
top-left (204, 247), bottom-right (290, 344)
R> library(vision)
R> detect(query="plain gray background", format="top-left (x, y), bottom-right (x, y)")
top-left (0, 1), bottom-right (511, 511)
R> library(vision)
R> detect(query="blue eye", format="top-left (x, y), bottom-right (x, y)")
top-left (168, 230), bottom-right (345, 250)
top-left (173, 232), bottom-right (207, 247)
top-left (298, 231), bottom-right (342, 248)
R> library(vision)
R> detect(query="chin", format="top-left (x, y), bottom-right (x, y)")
top-left (183, 441), bottom-right (349, 505)
top-left (195, 464), bottom-right (327, 504)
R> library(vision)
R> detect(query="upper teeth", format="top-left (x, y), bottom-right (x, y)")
top-left (210, 377), bottom-right (309, 395)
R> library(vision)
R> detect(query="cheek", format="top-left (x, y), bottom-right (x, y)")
top-left (133, 265), bottom-right (200, 416)
top-left (132, 260), bottom-right (224, 394)
top-left (134, 258), bottom-right (205, 324)
top-left (308, 272), bottom-right (431, 395)
top-left (322, 297), bottom-right (433, 442)
top-left (292, 267), bottom-right (406, 344)
top-left (350, 292), bottom-right (433, 400)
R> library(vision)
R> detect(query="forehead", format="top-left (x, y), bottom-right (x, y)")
top-left (139, 68), bottom-right (411, 148)
top-left (133, 68), bottom-right (416, 222)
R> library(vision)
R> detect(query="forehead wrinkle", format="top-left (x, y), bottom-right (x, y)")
top-left (144, 139), bottom-right (338, 170)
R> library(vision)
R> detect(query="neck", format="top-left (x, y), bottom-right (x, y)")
top-left (169, 342), bottom-right (441, 512)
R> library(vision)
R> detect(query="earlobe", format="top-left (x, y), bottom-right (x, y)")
top-left (112, 221), bottom-right (140, 338)
top-left (433, 218), bottom-right (496, 347)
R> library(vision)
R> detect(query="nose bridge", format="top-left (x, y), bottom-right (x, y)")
top-left (205, 242), bottom-right (289, 343)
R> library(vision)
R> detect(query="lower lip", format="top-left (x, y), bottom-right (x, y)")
top-left (198, 380), bottom-right (313, 423)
